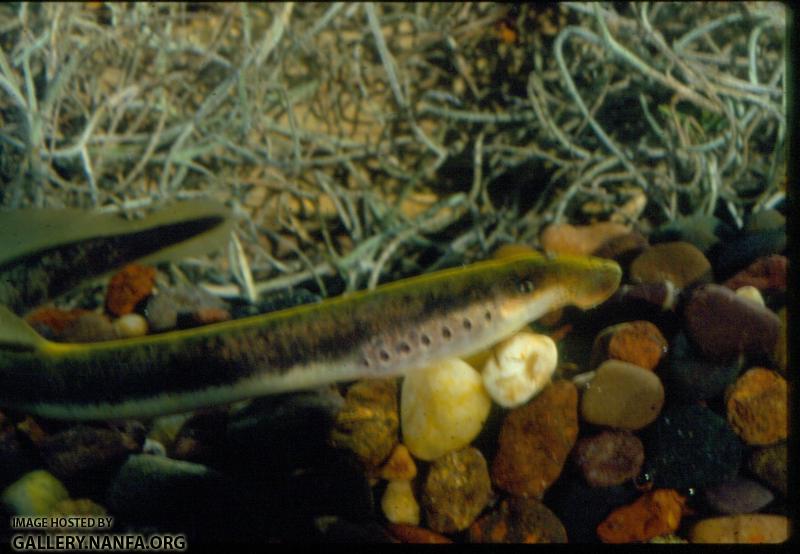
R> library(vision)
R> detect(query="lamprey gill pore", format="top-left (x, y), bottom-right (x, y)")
top-left (0, 203), bottom-right (621, 420)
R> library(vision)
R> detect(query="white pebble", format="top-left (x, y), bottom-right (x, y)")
top-left (735, 285), bottom-right (765, 306)
top-left (401, 358), bottom-right (491, 461)
top-left (481, 332), bottom-right (558, 408)
top-left (381, 480), bottom-right (420, 525)
top-left (112, 313), bottom-right (149, 338)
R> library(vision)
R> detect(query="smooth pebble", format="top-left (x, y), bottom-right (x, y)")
top-left (381, 480), bottom-right (420, 525)
top-left (401, 358), bottom-right (490, 461)
top-left (580, 360), bottom-right (664, 430)
top-left (481, 332), bottom-right (557, 408)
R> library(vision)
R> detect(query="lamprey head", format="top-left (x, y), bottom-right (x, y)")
top-left (496, 253), bottom-right (622, 313)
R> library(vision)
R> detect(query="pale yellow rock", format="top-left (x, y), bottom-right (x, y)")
top-left (381, 480), bottom-right (420, 525)
top-left (112, 313), bottom-right (149, 338)
top-left (735, 285), bottom-right (765, 306)
top-left (689, 514), bottom-right (789, 544)
top-left (481, 332), bottom-right (557, 408)
top-left (401, 358), bottom-right (491, 461)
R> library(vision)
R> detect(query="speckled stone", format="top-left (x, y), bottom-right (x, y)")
top-left (629, 241), bottom-right (712, 288)
top-left (572, 430), bottom-right (644, 487)
top-left (590, 320), bottom-right (668, 371)
top-left (422, 447), bottom-right (492, 534)
top-left (725, 368), bottom-right (787, 446)
top-left (748, 443), bottom-right (786, 497)
top-left (330, 379), bottom-right (399, 469)
top-left (492, 380), bottom-right (578, 498)
top-left (580, 360), bottom-right (664, 430)
top-left (689, 514), bottom-right (790, 543)
top-left (468, 497), bottom-right (567, 543)
top-left (703, 477), bottom-right (774, 515)
top-left (642, 404), bottom-right (744, 490)
top-left (683, 284), bottom-right (780, 363)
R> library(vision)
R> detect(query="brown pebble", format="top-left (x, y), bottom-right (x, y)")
top-left (540, 222), bottom-right (631, 256)
top-left (683, 284), bottom-right (780, 363)
top-left (468, 497), bottom-right (567, 543)
top-left (629, 241), bottom-right (712, 288)
top-left (726, 368), bottom-right (787, 446)
top-left (59, 312), bottom-right (116, 343)
top-left (39, 425), bottom-right (142, 480)
top-left (329, 379), bottom-right (399, 469)
top-left (422, 447), bottom-right (492, 534)
top-left (385, 523), bottom-right (452, 544)
top-left (572, 430), bottom-right (644, 487)
top-left (580, 360), bottom-right (664, 430)
top-left (723, 255), bottom-right (787, 292)
top-left (492, 380), bottom-right (578, 498)
top-left (689, 514), bottom-right (789, 543)
top-left (590, 320), bottom-right (667, 370)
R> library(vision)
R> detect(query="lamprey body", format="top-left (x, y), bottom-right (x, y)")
top-left (0, 253), bottom-right (620, 420)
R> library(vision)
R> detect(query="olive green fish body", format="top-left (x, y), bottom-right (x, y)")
top-left (0, 254), bottom-right (621, 420)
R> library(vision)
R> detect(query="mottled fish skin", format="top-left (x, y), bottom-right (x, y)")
top-left (0, 253), bottom-right (621, 420)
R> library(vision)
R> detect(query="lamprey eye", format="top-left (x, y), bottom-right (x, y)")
top-left (518, 280), bottom-right (535, 293)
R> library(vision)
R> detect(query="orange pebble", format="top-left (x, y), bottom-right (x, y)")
top-left (597, 489), bottom-right (686, 543)
top-left (105, 264), bottom-right (157, 316)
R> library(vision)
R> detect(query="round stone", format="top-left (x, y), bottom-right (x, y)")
top-left (580, 360), bottom-right (664, 430)
top-left (629, 241), bottom-right (712, 287)
top-left (401, 358), bottom-right (491, 461)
